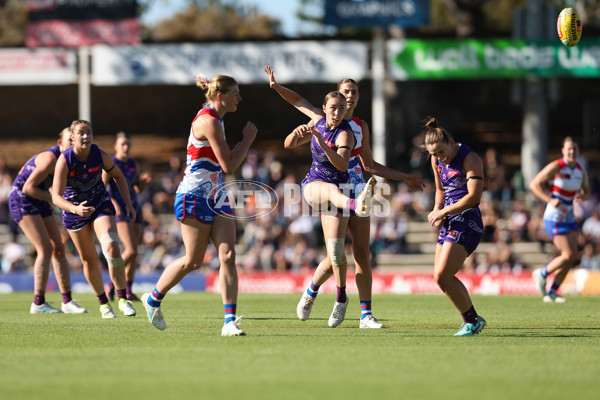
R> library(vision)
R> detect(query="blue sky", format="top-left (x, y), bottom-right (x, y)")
top-left (141, 0), bottom-right (306, 37)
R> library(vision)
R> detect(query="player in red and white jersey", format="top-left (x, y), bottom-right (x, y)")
top-left (141, 74), bottom-right (257, 336)
top-left (530, 137), bottom-right (590, 303)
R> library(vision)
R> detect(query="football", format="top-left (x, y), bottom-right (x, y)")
top-left (557, 7), bottom-right (582, 47)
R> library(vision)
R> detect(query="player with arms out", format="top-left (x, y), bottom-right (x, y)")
top-left (265, 65), bottom-right (424, 328)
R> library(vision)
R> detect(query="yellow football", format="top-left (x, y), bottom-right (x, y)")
top-left (557, 8), bottom-right (582, 47)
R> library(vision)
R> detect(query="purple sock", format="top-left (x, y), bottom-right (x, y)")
top-left (97, 293), bottom-right (109, 305)
top-left (336, 286), bottom-right (347, 303)
top-left (346, 198), bottom-right (356, 210)
top-left (34, 295), bottom-right (45, 306)
top-left (461, 306), bottom-right (478, 324)
top-left (62, 291), bottom-right (72, 304)
top-left (126, 280), bottom-right (133, 295)
top-left (116, 289), bottom-right (127, 300)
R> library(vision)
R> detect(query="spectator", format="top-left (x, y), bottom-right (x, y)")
top-left (580, 242), bottom-right (600, 271)
top-left (582, 207), bottom-right (600, 245)
top-left (1, 235), bottom-right (27, 273)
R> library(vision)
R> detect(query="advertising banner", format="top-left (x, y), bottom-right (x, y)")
top-left (91, 41), bottom-right (369, 85)
top-left (324, 0), bottom-right (429, 28)
top-left (26, 0), bottom-right (140, 47)
top-left (389, 38), bottom-right (600, 80)
top-left (0, 48), bottom-right (77, 85)
top-left (1, 270), bottom-right (597, 295)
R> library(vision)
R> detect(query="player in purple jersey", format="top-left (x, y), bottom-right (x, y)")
top-left (141, 74), bottom-right (257, 336)
top-left (265, 66), bottom-right (425, 328)
top-left (8, 127), bottom-right (87, 314)
top-left (52, 120), bottom-right (137, 319)
top-left (270, 72), bottom-right (378, 328)
top-left (103, 132), bottom-right (151, 302)
top-left (424, 117), bottom-right (486, 336)
top-left (530, 137), bottom-right (590, 303)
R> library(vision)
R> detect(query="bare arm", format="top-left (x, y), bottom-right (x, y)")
top-left (102, 149), bottom-right (136, 221)
top-left (197, 117), bottom-right (257, 175)
top-left (428, 152), bottom-right (484, 226)
top-left (577, 168), bottom-right (591, 202)
top-left (313, 129), bottom-right (353, 172)
top-left (264, 65), bottom-right (324, 122)
top-left (22, 152), bottom-right (56, 203)
top-left (529, 161), bottom-right (561, 208)
top-left (51, 154), bottom-right (94, 217)
top-left (427, 156), bottom-right (446, 230)
top-left (284, 124), bottom-right (314, 149)
top-left (358, 121), bottom-right (425, 191)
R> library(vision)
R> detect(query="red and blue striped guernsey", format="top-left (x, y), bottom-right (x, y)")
top-left (176, 105), bottom-right (226, 198)
top-left (543, 158), bottom-right (584, 225)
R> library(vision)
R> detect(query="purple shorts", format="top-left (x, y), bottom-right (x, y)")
top-left (544, 219), bottom-right (579, 240)
top-left (437, 208), bottom-right (483, 256)
top-left (8, 190), bottom-right (54, 224)
top-left (174, 192), bottom-right (233, 224)
top-left (62, 198), bottom-right (116, 231)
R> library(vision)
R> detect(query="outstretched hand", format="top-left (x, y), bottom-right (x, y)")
top-left (292, 124), bottom-right (315, 140)
top-left (404, 175), bottom-right (426, 192)
top-left (264, 65), bottom-right (277, 88)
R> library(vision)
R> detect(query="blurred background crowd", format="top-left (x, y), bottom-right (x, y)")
top-left (2, 144), bottom-right (599, 276)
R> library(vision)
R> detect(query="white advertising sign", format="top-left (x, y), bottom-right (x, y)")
top-left (0, 48), bottom-right (77, 85)
top-left (92, 41), bottom-right (368, 85)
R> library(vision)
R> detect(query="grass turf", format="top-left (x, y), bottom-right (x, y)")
top-left (1, 292), bottom-right (599, 400)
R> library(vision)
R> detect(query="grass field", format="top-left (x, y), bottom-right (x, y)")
top-left (1, 292), bottom-right (599, 400)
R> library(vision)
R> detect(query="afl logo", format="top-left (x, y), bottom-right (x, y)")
top-left (208, 180), bottom-right (279, 220)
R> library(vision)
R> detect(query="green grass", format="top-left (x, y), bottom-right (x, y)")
top-left (1, 292), bottom-right (599, 400)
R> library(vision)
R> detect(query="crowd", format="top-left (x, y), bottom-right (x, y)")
top-left (1, 145), bottom-right (600, 275)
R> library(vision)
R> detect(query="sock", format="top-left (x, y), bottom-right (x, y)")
top-left (346, 198), bottom-right (356, 210)
top-left (97, 293), bottom-right (109, 305)
top-left (461, 305), bottom-right (478, 324)
top-left (148, 287), bottom-right (164, 307)
top-left (540, 266), bottom-right (549, 278)
top-left (360, 300), bottom-right (372, 320)
top-left (306, 281), bottom-right (320, 298)
top-left (336, 286), bottom-right (347, 303)
top-left (116, 289), bottom-right (127, 300)
top-left (34, 295), bottom-right (45, 306)
top-left (62, 291), bottom-right (72, 304)
top-left (549, 282), bottom-right (561, 294)
top-left (126, 280), bottom-right (133, 295)
top-left (224, 303), bottom-right (237, 324)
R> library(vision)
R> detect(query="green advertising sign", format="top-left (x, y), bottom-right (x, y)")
top-left (389, 38), bottom-right (600, 80)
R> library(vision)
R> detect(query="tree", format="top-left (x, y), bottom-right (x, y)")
top-left (0, 0), bottom-right (27, 47)
top-left (144, 1), bottom-right (281, 41)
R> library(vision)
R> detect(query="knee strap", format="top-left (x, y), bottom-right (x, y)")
top-left (99, 232), bottom-right (124, 268)
top-left (327, 238), bottom-right (346, 266)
